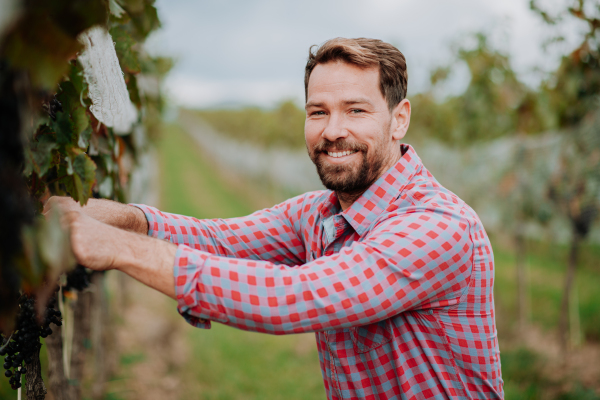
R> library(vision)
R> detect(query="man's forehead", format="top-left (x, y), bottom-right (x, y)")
top-left (306, 62), bottom-right (382, 105)
top-left (309, 61), bottom-right (378, 83)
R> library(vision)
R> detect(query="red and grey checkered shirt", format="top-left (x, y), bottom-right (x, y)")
top-left (133, 145), bottom-right (503, 399)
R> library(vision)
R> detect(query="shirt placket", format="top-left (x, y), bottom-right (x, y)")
top-left (321, 215), bottom-right (349, 399)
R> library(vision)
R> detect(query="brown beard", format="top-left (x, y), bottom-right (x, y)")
top-left (308, 138), bottom-right (386, 201)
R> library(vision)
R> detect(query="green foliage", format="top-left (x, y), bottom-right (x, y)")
top-left (534, 0), bottom-right (600, 238)
top-left (194, 100), bottom-right (307, 148)
top-left (0, 0), bottom-right (171, 320)
top-left (0, 0), bottom-right (107, 89)
top-left (410, 33), bottom-right (552, 145)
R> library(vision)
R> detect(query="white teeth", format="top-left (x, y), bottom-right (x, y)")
top-left (327, 150), bottom-right (356, 158)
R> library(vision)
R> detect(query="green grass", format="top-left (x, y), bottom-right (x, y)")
top-left (157, 124), bottom-right (325, 400)
top-left (493, 240), bottom-right (600, 340)
top-left (158, 124), bottom-right (253, 219)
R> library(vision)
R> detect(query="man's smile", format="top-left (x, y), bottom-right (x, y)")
top-left (321, 149), bottom-right (360, 164)
top-left (326, 150), bottom-right (358, 158)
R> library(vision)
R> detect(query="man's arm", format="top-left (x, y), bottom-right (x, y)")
top-left (44, 197), bottom-right (148, 234)
top-left (65, 206), bottom-right (474, 334)
top-left (129, 192), bottom-right (315, 265)
top-left (62, 210), bottom-right (176, 298)
top-left (47, 190), bottom-right (317, 268)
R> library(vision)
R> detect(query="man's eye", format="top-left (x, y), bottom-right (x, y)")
top-left (311, 111), bottom-right (325, 116)
top-left (350, 109), bottom-right (364, 114)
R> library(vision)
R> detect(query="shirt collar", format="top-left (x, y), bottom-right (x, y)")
top-left (319, 144), bottom-right (422, 236)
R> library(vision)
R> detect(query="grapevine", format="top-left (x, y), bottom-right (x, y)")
top-left (1, 294), bottom-right (62, 390)
top-left (0, 0), bottom-right (170, 397)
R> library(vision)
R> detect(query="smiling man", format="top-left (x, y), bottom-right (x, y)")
top-left (47, 38), bottom-right (504, 399)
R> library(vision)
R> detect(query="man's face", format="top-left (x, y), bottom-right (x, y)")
top-left (305, 61), bottom-right (402, 195)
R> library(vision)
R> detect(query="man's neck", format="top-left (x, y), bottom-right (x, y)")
top-left (338, 191), bottom-right (364, 211)
top-left (338, 146), bottom-right (405, 211)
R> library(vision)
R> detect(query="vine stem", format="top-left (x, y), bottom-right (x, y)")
top-left (0, 332), bottom-right (13, 351)
top-left (58, 286), bottom-right (70, 379)
top-left (65, 300), bottom-right (74, 379)
top-left (44, 175), bottom-right (69, 187)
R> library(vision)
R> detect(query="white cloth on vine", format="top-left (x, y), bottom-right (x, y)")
top-left (78, 26), bottom-right (137, 134)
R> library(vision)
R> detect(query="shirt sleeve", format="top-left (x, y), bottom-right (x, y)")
top-left (130, 193), bottom-right (311, 266)
top-left (172, 208), bottom-right (474, 333)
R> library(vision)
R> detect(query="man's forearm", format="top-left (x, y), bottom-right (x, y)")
top-left (87, 199), bottom-right (148, 234)
top-left (44, 196), bottom-right (148, 234)
top-left (65, 210), bottom-right (177, 299)
top-left (113, 229), bottom-right (177, 299)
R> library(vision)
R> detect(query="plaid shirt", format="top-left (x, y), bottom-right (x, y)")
top-left (133, 145), bottom-right (503, 400)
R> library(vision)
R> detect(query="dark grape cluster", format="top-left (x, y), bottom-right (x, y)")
top-left (1, 294), bottom-right (62, 390)
top-left (41, 94), bottom-right (63, 121)
top-left (63, 264), bottom-right (91, 292)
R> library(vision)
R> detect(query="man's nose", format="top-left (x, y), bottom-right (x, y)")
top-left (321, 113), bottom-right (348, 142)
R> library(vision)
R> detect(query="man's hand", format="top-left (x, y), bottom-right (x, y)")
top-left (57, 208), bottom-right (177, 299)
top-left (44, 196), bottom-right (148, 235)
top-left (61, 210), bottom-right (120, 271)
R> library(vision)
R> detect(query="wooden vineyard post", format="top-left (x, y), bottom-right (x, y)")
top-left (45, 324), bottom-right (77, 400)
top-left (25, 341), bottom-right (47, 400)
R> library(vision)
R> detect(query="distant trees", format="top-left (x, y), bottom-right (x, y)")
top-left (530, 0), bottom-right (600, 355)
top-left (195, 100), bottom-right (306, 149)
top-left (409, 33), bottom-right (550, 146)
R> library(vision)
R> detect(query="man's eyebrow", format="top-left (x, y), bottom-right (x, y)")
top-left (305, 101), bottom-right (324, 109)
top-left (342, 98), bottom-right (373, 106)
top-left (305, 98), bottom-right (374, 109)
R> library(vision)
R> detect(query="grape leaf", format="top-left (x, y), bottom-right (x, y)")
top-left (52, 108), bottom-right (75, 145)
top-left (109, 28), bottom-right (141, 74)
top-left (52, 81), bottom-right (90, 146)
top-left (61, 151), bottom-right (97, 205)
top-left (25, 134), bottom-right (58, 177)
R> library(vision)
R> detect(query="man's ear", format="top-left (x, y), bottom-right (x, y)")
top-left (390, 99), bottom-right (411, 141)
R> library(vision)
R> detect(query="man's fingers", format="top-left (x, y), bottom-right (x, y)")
top-left (42, 196), bottom-right (78, 215)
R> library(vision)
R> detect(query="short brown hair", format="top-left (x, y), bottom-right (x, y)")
top-left (304, 38), bottom-right (408, 111)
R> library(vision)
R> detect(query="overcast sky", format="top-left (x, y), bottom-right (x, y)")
top-left (145, 0), bottom-right (586, 109)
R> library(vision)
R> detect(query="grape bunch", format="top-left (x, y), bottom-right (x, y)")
top-left (63, 264), bottom-right (92, 292)
top-left (0, 294), bottom-right (62, 390)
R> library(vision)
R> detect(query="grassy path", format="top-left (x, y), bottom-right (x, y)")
top-left (157, 124), bottom-right (325, 399)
